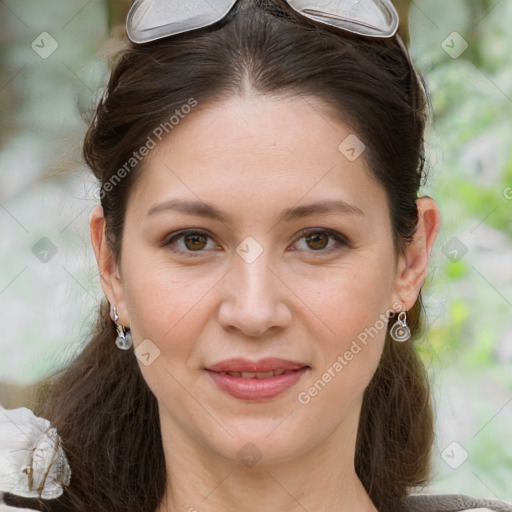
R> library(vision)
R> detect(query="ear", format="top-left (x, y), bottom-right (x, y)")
top-left (391, 196), bottom-right (441, 311)
top-left (89, 205), bottom-right (129, 326)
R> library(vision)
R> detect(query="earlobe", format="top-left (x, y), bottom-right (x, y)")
top-left (392, 196), bottom-right (441, 311)
top-left (89, 205), bottom-right (128, 323)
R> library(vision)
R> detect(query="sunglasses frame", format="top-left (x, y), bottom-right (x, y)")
top-left (126, 0), bottom-right (400, 43)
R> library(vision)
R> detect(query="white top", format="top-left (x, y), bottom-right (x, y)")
top-left (0, 404), bottom-right (70, 505)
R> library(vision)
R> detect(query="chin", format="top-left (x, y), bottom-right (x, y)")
top-left (198, 419), bottom-right (318, 468)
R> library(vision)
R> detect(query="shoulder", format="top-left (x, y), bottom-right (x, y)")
top-left (0, 404), bottom-right (71, 502)
top-left (403, 493), bottom-right (512, 512)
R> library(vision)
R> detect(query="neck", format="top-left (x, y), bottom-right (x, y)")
top-left (163, 471), bottom-right (376, 512)
top-left (155, 410), bottom-right (378, 512)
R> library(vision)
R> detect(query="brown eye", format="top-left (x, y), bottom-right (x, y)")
top-left (184, 233), bottom-right (208, 251)
top-left (163, 230), bottom-right (217, 256)
top-left (305, 232), bottom-right (329, 250)
top-left (292, 228), bottom-right (349, 255)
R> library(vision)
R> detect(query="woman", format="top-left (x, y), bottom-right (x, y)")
top-left (1, 1), bottom-right (511, 511)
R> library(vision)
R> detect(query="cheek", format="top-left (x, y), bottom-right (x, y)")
top-left (122, 261), bottom-right (215, 411)
top-left (291, 256), bottom-right (393, 403)
top-left (121, 250), bottom-right (219, 344)
top-left (295, 275), bottom-right (389, 422)
top-left (293, 258), bottom-right (395, 345)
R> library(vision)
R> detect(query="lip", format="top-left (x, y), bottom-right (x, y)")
top-left (206, 357), bottom-right (308, 373)
top-left (206, 358), bottom-right (310, 401)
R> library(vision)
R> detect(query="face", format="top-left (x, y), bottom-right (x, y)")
top-left (106, 94), bottom-right (408, 466)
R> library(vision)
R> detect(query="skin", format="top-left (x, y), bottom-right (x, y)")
top-left (90, 94), bottom-right (441, 512)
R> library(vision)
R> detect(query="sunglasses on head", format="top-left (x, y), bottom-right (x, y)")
top-left (126, 0), bottom-right (400, 43)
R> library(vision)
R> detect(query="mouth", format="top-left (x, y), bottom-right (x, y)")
top-left (205, 358), bottom-right (310, 401)
top-left (213, 369), bottom-right (295, 378)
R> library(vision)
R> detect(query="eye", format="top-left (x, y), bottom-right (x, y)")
top-left (291, 228), bottom-right (349, 254)
top-left (163, 229), bottom-right (218, 256)
top-left (162, 228), bottom-right (350, 258)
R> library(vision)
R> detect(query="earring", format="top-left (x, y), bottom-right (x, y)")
top-left (115, 324), bottom-right (133, 350)
top-left (111, 305), bottom-right (119, 323)
top-left (390, 311), bottom-right (411, 342)
top-left (111, 305), bottom-right (133, 350)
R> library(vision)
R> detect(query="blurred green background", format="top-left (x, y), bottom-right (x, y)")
top-left (0, 0), bottom-right (511, 503)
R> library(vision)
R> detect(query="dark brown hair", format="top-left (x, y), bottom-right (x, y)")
top-left (7, 1), bottom-right (435, 511)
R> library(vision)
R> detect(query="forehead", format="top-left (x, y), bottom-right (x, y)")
top-left (128, 94), bottom-right (388, 223)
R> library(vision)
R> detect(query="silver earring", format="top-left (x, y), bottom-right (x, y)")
top-left (111, 305), bottom-right (119, 323)
top-left (115, 324), bottom-right (133, 350)
top-left (390, 311), bottom-right (411, 342)
top-left (111, 305), bottom-right (133, 350)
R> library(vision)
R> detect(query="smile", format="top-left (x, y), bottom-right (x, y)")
top-left (216, 369), bottom-right (289, 378)
top-left (206, 365), bottom-right (309, 401)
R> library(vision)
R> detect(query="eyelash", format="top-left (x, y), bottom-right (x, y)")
top-left (162, 228), bottom-right (350, 258)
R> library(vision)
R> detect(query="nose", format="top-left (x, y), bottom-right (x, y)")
top-left (217, 249), bottom-right (292, 338)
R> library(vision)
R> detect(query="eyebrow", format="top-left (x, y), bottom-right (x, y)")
top-left (146, 198), bottom-right (364, 223)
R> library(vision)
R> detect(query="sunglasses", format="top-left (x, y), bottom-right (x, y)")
top-left (126, 0), bottom-right (400, 44)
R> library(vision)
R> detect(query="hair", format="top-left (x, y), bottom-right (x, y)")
top-left (5, 1), bottom-right (435, 511)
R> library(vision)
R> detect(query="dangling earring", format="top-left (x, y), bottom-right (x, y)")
top-left (115, 324), bottom-right (133, 350)
top-left (390, 311), bottom-right (411, 342)
top-left (111, 305), bottom-right (133, 350)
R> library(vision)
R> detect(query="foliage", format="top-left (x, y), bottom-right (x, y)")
top-left (410, 0), bottom-right (512, 499)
